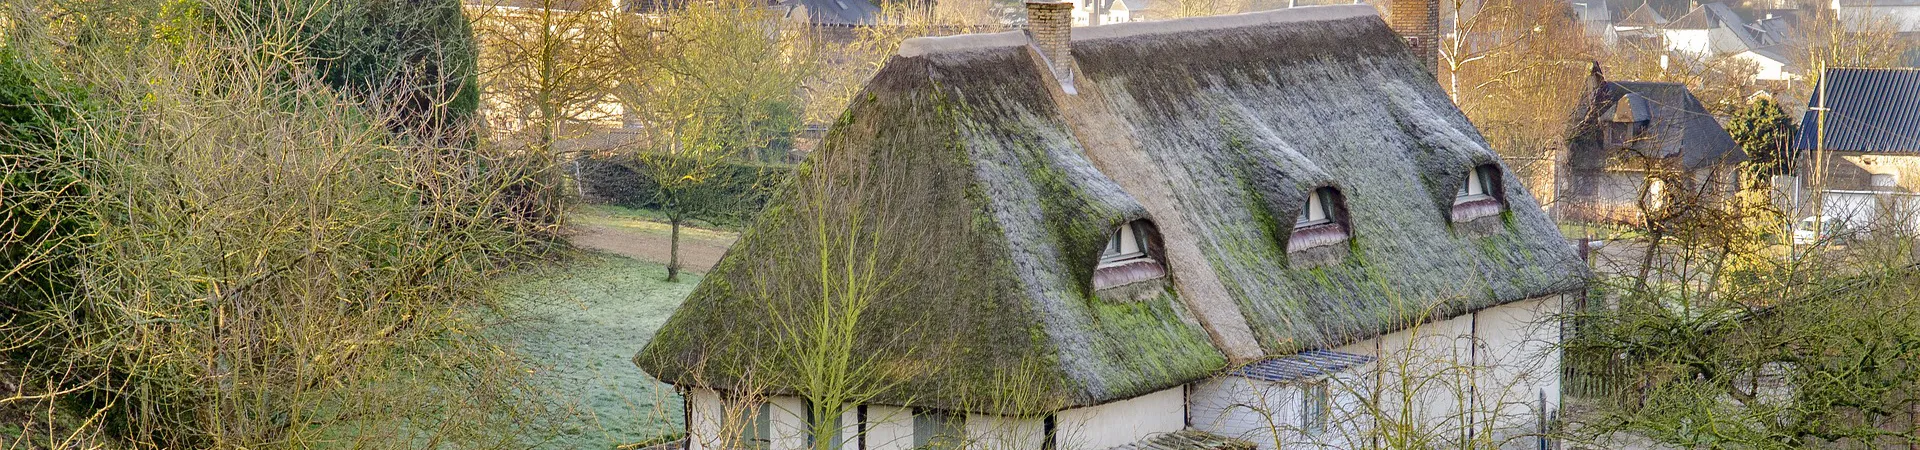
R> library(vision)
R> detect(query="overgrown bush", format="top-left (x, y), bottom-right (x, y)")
top-left (0, 1), bottom-right (561, 447)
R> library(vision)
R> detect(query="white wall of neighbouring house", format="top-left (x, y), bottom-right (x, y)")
top-left (1056, 386), bottom-right (1186, 450)
top-left (1736, 52), bottom-right (1792, 81)
top-left (1834, 4), bottom-right (1920, 32)
top-left (1663, 29), bottom-right (1715, 56)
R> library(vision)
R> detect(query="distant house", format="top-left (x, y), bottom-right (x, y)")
top-left (1559, 70), bottom-right (1746, 224)
top-left (1068, 0), bottom-right (1151, 25)
top-left (636, 4), bottom-right (1588, 450)
top-left (1573, 0), bottom-right (1620, 44)
top-left (1792, 68), bottom-right (1920, 229)
top-left (1661, 3), bottom-right (1760, 56)
top-left (1830, 0), bottom-right (1920, 32)
top-left (781, 0), bottom-right (881, 28)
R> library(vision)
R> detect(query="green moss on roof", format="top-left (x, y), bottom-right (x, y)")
top-left (637, 7), bottom-right (1585, 412)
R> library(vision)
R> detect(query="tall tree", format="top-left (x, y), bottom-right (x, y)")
top-left (625, 0), bottom-right (813, 282)
top-left (1727, 96), bottom-right (1797, 187)
top-left (471, 0), bottom-right (637, 155)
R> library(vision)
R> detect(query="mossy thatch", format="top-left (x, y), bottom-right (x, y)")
top-left (636, 5), bottom-right (1586, 412)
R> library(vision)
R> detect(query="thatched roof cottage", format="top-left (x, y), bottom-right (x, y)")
top-left (636, 4), bottom-right (1588, 450)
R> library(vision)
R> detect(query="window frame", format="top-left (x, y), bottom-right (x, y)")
top-left (1099, 221), bottom-right (1151, 267)
top-left (732, 398), bottom-right (772, 450)
top-left (1455, 165), bottom-right (1500, 203)
top-left (911, 408), bottom-right (967, 450)
top-left (802, 399), bottom-right (845, 450)
top-left (1287, 186), bottom-right (1350, 254)
top-left (1300, 380), bottom-right (1330, 435)
top-left (1296, 187), bottom-right (1337, 227)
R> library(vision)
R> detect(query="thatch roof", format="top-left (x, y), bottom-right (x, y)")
top-left (636, 5), bottom-right (1587, 412)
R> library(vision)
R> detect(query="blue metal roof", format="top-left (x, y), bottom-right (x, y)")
top-left (1796, 68), bottom-right (1920, 153)
top-left (1225, 350), bottom-right (1375, 383)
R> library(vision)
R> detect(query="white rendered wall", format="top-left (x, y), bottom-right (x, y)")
top-left (1662, 29), bottom-right (1714, 56)
top-left (1056, 386), bottom-right (1186, 450)
top-left (1188, 375), bottom-right (1368, 450)
top-left (1835, 4), bottom-right (1920, 32)
top-left (687, 388), bottom-right (726, 450)
top-left (770, 396), bottom-right (808, 450)
top-left (864, 405), bottom-right (916, 450)
top-left (1736, 51), bottom-right (1792, 81)
top-left (1472, 296), bottom-right (1564, 448)
top-left (1165, 295), bottom-right (1567, 450)
top-left (966, 414), bottom-right (1046, 450)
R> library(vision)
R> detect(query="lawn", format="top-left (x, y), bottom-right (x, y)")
top-left (502, 253), bottom-right (697, 449)
top-left (574, 204), bottom-right (739, 239)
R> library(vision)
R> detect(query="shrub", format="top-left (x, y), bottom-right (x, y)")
top-left (576, 155), bottom-right (793, 227)
top-left (0, 4), bottom-right (557, 447)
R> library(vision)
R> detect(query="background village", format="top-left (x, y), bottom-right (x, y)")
top-left (1, 0), bottom-right (1918, 448)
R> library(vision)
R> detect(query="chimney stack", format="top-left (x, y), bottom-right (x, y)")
top-left (1386, 0), bottom-right (1439, 75)
top-left (1026, 1), bottom-right (1077, 92)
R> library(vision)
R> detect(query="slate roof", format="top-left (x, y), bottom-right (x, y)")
top-left (1704, 3), bottom-right (1760, 48)
top-left (782, 0), bottom-right (880, 26)
top-left (1834, 0), bottom-right (1920, 6)
top-left (1589, 81), bottom-right (1745, 169)
top-left (1616, 2), bottom-right (1666, 27)
top-left (1794, 68), bottom-right (1920, 153)
top-left (1226, 350), bottom-right (1375, 383)
top-left (636, 5), bottom-right (1588, 413)
top-left (1114, 430), bottom-right (1256, 450)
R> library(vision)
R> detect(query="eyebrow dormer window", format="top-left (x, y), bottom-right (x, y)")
top-left (1288, 187), bottom-right (1348, 252)
top-left (1452, 164), bottom-right (1505, 222)
top-left (1297, 188), bottom-right (1336, 227)
top-left (1094, 220), bottom-right (1165, 292)
top-left (1100, 221), bottom-right (1150, 266)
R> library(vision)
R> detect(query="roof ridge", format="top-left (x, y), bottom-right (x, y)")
top-left (1072, 4), bottom-right (1375, 41)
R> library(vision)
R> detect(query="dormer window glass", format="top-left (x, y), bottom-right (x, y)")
top-left (1451, 164), bottom-right (1505, 222)
top-left (1100, 221), bottom-right (1149, 266)
top-left (1288, 187), bottom-right (1349, 253)
top-left (1456, 165), bottom-right (1498, 203)
top-left (1297, 188), bottom-right (1336, 227)
top-left (1094, 220), bottom-right (1167, 292)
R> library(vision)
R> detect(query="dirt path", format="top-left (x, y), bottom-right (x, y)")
top-left (569, 223), bottom-right (736, 272)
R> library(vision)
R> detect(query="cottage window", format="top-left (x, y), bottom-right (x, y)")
top-left (1872, 173), bottom-right (1898, 188)
top-left (1288, 187), bottom-right (1348, 252)
top-left (1297, 188), bottom-right (1336, 226)
top-left (912, 408), bottom-right (967, 450)
top-left (1300, 380), bottom-right (1329, 435)
top-left (1094, 220), bottom-right (1166, 291)
top-left (1100, 221), bottom-right (1151, 266)
top-left (803, 400), bottom-right (846, 450)
top-left (1451, 165), bottom-right (1505, 222)
top-left (736, 401), bottom-right (772, 450)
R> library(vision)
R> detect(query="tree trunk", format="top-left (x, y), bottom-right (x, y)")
top-left (667, 217), bottom-right (682, 282)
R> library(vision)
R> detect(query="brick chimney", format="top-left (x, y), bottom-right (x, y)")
top-left (1387, 0), bottom-right (1439, 74)
top-left (1026, 1), bottom-right (1077, 93)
